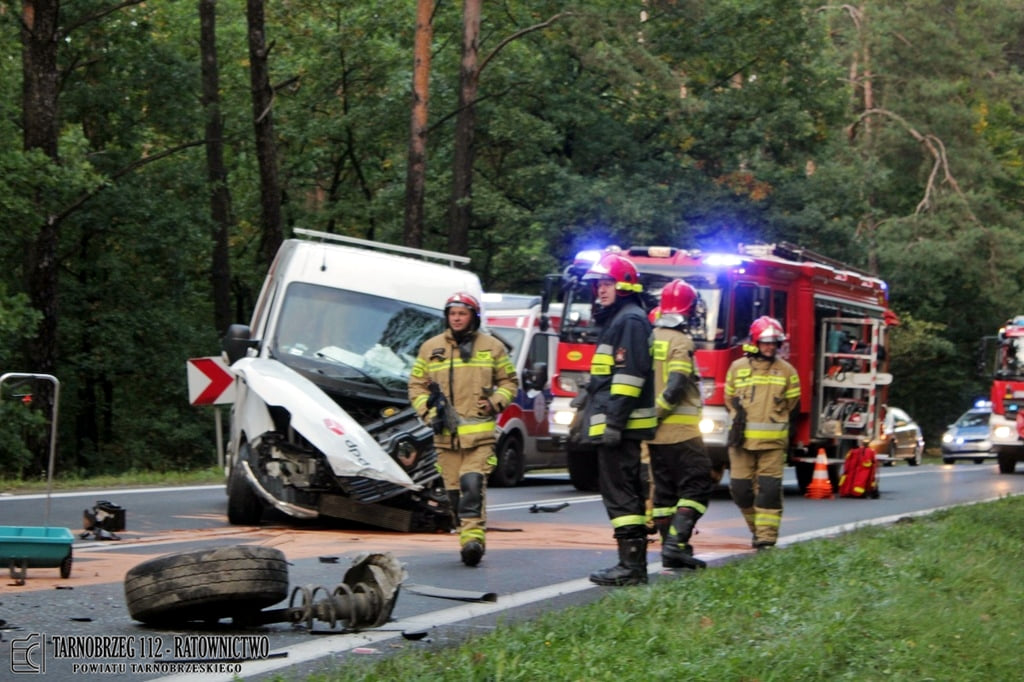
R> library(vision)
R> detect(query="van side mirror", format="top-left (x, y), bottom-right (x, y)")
top-left (223, 324), bottom-right (258, 364)
top-left (523, 362), bottom-right (548, 392)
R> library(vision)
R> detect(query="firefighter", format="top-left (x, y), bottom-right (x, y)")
top-left (649, 279), bottom-right (715, 569)
top-left (409, 292), bottom-right (518, 566)
top-left (576, 253), bottom-right (658, 586)
top-left (724, 316), bottom-right (801, 551)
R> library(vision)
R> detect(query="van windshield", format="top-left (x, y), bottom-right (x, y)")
top-left (272, 282), bottom-right (445, 389)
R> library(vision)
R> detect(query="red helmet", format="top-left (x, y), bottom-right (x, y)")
top-left (581, 254), bottom-right (642, 296)
top-left (445, 291), bottom-right (481, 315)
top-left (648, 306), bottom-right (661, 324)
top-left (660, 279), bottom-right (697, 316)
top-left (750, 316), bottom-right (786, 344)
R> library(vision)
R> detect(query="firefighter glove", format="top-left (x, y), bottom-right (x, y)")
top-left (602, 425), bottom-right (622, 447)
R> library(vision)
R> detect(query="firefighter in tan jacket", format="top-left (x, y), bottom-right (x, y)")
top-left (409, 292), bottom-right (518, 566)
top-left (724, 316), bottom-right (801, 550)
top-left (648, 280), bottom-right (715, 570)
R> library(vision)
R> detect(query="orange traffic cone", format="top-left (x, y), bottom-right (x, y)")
top-left (805, 448), bottom-right (834, 499)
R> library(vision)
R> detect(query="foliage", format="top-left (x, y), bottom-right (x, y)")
top-left (0, 1), bottom-right (1021, 474)
top-left (302, 495), bottom-right (1024, 681)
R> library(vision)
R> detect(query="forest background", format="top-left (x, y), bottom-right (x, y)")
top-left (2, 0), bottom-right (1023, 478)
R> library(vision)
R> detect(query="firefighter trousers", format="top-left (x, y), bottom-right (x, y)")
top-left (437, 443), bottom-right (495, 545)
top-left (728, 445), bottom-right (785, 547)
top-left (597, 439), bottom-right (648, 539)
top-left (648, 438), bottom-right (714, 519)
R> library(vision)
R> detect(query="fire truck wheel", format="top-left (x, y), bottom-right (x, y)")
top-left (489, 433), bottom-right (525, 488)
top-left (795, 461), bottom-right (812, 494)
top-left (567, 447), bottom-right (599, 492)
top-left (124, 545), bottom-right (289, 625)
top-left (997, 452), bottom-right (1017, 474)
top-left (227, 447), bottom-right (264, 525)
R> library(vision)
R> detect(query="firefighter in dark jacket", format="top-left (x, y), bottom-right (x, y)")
top-left (649, 279), bottom-right (715, 570)
top-left (577, 253), bottom-right (658, 586)
top-left (409, 292), bottom-right (518, 566)
top-left (724, 316), bottom-right (801, 550)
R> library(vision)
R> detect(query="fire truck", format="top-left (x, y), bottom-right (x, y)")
top-left (985, 316), bottom-right (1024, 473)
top-left (541, 243), bottom-right (897, 493)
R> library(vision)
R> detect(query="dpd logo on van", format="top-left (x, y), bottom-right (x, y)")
top-left (323, 418), bottom-right (346, 436)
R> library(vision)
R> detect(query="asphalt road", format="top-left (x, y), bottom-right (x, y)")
top-left (2, 462), bottom-right (1023, 681)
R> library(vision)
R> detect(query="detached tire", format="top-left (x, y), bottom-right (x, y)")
top-left (124, 545), bottom-right (288, 625)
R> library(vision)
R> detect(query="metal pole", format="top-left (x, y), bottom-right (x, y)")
top-left (0, 373), bottom-right (60, 527)
top-left (215, 407), bottom-right (224, 469)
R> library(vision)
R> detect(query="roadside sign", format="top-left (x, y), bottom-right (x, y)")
top-left (187, 356), bottom-right (236, 405)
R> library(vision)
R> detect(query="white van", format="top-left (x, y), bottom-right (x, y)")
top-left (221, 229), bottom-right (484, 532)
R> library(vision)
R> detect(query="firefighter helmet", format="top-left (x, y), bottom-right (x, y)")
top-left (581, 253), bottom-right (642, 296)
top-left (648, 306), bottom-right (661, 324)
top-left (750, 316), bottom-right (786, 344)
top-left (660, 279), bottom-right (698, 316)
top-left (445, 292), bottom-right (481, 329)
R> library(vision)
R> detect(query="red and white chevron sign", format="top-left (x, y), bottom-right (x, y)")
top-left (186, 356), bottom-right (236, 406)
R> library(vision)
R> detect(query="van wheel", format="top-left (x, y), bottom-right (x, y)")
top-left (227, 448), bottom-right (264, 525)
top-left (489, 433), bottom-right (525, 488)
top-left (124, 546), bottom-right (289, 625)
top-left (567, 447), bottom-right (599, 492)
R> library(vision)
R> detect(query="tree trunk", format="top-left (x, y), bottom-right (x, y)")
top-left (200, 0), bottom-right (234, 333)
top-left (246, 0), bottom-right (283, 266)
top-left (448, 0), bottom-right (481, 257)
top-left (403, 0), bottom-right (434, 249)
top-left (20, 0), bottom-right (61, 474)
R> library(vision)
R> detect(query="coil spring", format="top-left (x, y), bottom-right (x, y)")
top-left (287, 581), bottom-right (384, 630)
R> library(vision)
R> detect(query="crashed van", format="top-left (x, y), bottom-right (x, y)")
top-left (221, 229), bottom-right (484, 532)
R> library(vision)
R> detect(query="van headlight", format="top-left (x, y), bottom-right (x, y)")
top-left (994, 425), bottom-right (1013, 440)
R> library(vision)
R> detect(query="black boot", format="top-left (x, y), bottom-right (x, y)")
top-left (589, 537), bottom-right (648, 586)
top-left (446, 490), bottom-right (461, 528)
top-left (662, 508), bottom-right (706, 570)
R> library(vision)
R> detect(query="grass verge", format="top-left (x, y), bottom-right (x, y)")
top-left (303, 494), bottom-right (1024, 682)
top-left (0, 466), bottom-right (224, 494)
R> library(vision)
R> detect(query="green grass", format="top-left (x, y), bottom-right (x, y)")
top-left (0, 466), bottom-right (224, 493)
top-left (300, 494), bottom-right (1024, 682)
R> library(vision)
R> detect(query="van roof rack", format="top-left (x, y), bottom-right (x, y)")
top-left (292, 228), bottom-right (471, 267)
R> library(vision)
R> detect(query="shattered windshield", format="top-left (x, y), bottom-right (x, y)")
top-left (271, 282), bottom-right (445, 390)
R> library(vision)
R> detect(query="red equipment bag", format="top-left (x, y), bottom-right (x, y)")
top-left (838, 446), bottom-right (879, 499)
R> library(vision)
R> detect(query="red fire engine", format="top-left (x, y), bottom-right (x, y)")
top-left (541, 243), bottom-right (897, 493)
top-left (985, 316), bottom-right (1024, 473)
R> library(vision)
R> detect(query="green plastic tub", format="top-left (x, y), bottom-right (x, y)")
top-left (0, 525), bottom-right (74, 580)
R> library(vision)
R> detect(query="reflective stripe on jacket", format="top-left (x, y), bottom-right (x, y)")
top-left (724, 355), bottom-right (800, 450)
top-left (579, 301), bottom-right (657, 442)
top-left (649, 326), bottom-right (703, 445)
top-left (409, 328), bottom-right (518, 449)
